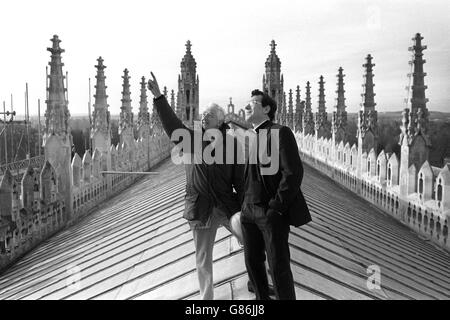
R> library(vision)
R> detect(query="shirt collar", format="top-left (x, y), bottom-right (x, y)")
top-left (254, 119), bottom-right (270, 132)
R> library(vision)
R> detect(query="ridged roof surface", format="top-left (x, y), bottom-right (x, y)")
top-left (0, 159), bottom-right (448, 300)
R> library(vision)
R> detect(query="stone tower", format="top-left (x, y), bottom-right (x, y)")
top-left (302, 81), bottom-right (315, 136)
top-left (137, 76), bottom-right (150, 139)
top-left (263, 40), bottom-right (284, 122)
top-left (399, 33), bottom-right (431, 196)
top-left (315, 76), bottom-right (331, 139)
top-left (294, 85), bottom-right (303, 132)
top-left (332, 67), bottom-right (348, 144)
top-left (42, 35), bottom-right (73, 218)
top-left (177, 40), bottom-right (199, 126)
top-left (119, 69), bottom-right (135, 148)
top-left (91, 57), bottom-right (111, 156)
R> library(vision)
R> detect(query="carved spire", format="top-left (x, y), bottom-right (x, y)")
top-left (43, 35), bottom-right (73, 216)
top-left (163, 86), bottom-right (168, 99)
top-left (317, 75), bottom-right (326, 114)
top-left (137, 76), bottom-right (150, 139)
top-left (281, 91), bottom-right (287, 125)
top-left (333, 67), bottom-right (348, 143)
top-left (170, 89), bottom-right (176, 110)
top-left (288, 89), bottom-right (294, 129)
top-left (315, 76), bottom-right (330, 138)
top-left (295, 85), bottom-right (303, 132)
top-left (336, 67), bottom-right (346, 113)
top-left (401, 33), bottom-right (430, 143)
top-left (263, 40), bottom-right (283, 121)
top-left (399, 33), bottom-right (431, 182)
top-left (178, 40), bottom-right (199, 125)
top-left (357, 55), bottom-right (378, 153)
top-left (303, 81), bottom-right (315, 136)
top-left (305, 81), bottom-right (312, 115)
top-left (410, 33), bottom-right (429, 114)
top-left (138, 76), bottom-right (149, 126)
top-left (266, 40), bottom-right (280, 68)
top-left (119, 69), bottom-right (134, 138)
top-left (186, 40), bottom-right (192, 54)
top-left (175, 90), bottom-right (182, 118)
top-left (181, 40), bottom-right (197, 74)
top-left (92, 56), bottom-right (110, 136)
top-left (45, 35), bottom-right (70, 136)
top-left (362, 54), bottom-right (376, 112)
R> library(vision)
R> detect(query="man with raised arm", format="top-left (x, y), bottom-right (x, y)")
top-left (147, 72), bottom-right (244, 300)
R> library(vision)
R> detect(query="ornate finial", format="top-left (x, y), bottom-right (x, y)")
top-left (44, 34), bottom-right (69, 136)
top-left (318, 75), bottom-right (326, 113)
top-left (362, 54), bottom-right (376, 111)
top-left (186, 40), bottom-right (192, 53)
top-left (229, 97), bottom-right (232, 104)
top-left (170, 89), bottom-right (176, 110)
top-left (48, 35), bottom-right (64, 53)
top-left (92, 55), bottom-right (110, 136)
top-left (137, 75), bottom-right (149, 132)
top-left (336, 67), bottom-right (346, 111)
top-left (270, 40), bottom-right (277, 53)
top-left (305, 81), bottom-right (312, 112)
top-left (95, 56), bottom-right (105, 70)
top-left (413, 32), bottom-right (424, 43)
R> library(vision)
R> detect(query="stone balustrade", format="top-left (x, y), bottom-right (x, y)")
top-left (296, 132), bottom-right (449, 251)
top-left (0, 132), bottom-right (171, 271)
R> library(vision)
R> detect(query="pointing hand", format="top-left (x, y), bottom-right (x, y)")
top-left (147, 71), bottom-right (162, 98)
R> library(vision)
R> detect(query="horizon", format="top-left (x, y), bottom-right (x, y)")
top-left (0, 0), bottom-right (449, 119)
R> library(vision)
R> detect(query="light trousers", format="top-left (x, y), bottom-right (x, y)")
top-left (192, 208), bottom-right (242, 300)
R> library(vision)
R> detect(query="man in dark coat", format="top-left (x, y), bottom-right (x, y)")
top-left (241, 89), bottom-right (312, 300)
top-left (147, 72), bottom-right (244, 299)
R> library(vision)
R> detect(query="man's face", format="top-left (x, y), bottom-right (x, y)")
top-left (201, 108), bottom-right (220, 130)
top-left (245, 95), bottom-right (266, 123)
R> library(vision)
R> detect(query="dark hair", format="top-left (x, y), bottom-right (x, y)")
top-left (251, 89), bottom-right (277, 121)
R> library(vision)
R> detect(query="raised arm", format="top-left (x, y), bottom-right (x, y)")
top-left (148, 72), bottom-right (190, 142)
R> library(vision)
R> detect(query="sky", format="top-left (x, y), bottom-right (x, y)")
top-left (0, 0), bottom-right (449, 118)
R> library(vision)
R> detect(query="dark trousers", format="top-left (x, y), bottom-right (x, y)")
top-left (241, 203), bottom-right (296, 300)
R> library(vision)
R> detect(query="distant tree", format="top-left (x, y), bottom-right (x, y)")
top-left (346, 120), bottom-right (358, 147)
top-left (429, 121), bottom-right (450, 167)
top-left (71, 129), bottom-right (86, 159)
top-left (111, 120), bottom-right (120, 146)
top-left (378, 120), bottom-right (401, 157)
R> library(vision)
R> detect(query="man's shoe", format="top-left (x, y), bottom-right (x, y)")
top-left (247, 280), bottom-right (276, 296)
